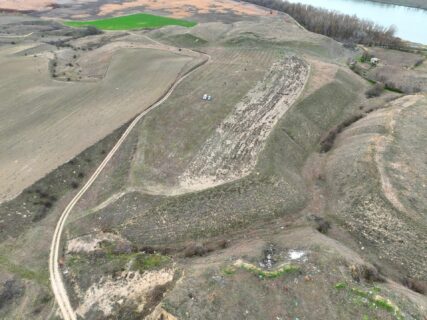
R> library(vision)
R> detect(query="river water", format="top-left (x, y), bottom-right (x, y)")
top-left (285, 0), bottom-right (427, 44)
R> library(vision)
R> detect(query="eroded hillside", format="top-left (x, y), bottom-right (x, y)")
top-left (0, 2), bottom-right (426, 320)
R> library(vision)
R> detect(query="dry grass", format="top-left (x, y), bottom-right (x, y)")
top-left (0, 43), bottom-right (197, 202)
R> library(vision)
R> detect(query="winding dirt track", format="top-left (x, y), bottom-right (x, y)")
top-left (49, 48), bottom-right (210, 320)
top-left (0, 32), bottom-right (33, 38)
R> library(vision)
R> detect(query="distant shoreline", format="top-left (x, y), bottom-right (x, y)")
top-left (368, 0), bottom-right (427, 10)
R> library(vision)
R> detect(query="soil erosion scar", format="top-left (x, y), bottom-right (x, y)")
top-left (179, 56), bottom-right (309, 192)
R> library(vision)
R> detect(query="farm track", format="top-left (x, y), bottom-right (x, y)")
top-left (0, 32), bottom-right (33, 38)
top-left (49, 44), bottom-right (210, 320)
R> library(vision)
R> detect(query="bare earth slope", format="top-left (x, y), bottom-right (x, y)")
top-left (179, 56), bottom-right (309, 192)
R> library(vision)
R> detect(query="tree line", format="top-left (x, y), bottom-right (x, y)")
top-left (241, 0), bottom-right (403, 47)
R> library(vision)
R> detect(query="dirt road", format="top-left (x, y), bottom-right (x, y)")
top-left (0, 32), bottom-right (33, 38)
top-left (49, 50), bottom-right (210, 320)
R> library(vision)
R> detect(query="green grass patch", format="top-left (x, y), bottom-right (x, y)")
top-left (64, 13), bottom-right (196, 30)
top-left (132, 253), bottom-right (170, 271)
top-left (221, 266), bottom-right (237, 276)
top-left (373, 296), bottom-right (395, 313)
top-left (236, 261), bottom-right (299, 279)
top-left (335, 282), bottom-right (347, 290)
top-left (333, 283), bottom-right (403, 320)
top-left (102, 252), bottom-right (170, 273)
top-left (67, 248), bottom-right (170, 278)
top-left (0, 255), bottom-right (49, 287)
top-left (384, 85), bottom-right (404, 94)
top-left (352, 287), bottom-right (369, 298)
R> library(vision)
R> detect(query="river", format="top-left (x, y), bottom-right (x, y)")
top-left (285, 0), bottom-right (427, 44)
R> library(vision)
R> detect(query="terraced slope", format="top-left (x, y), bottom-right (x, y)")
top-left (179, 56), bottom-right (309, 192)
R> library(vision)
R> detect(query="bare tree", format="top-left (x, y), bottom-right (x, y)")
top-left (242, 0), bottom-right (403, 47)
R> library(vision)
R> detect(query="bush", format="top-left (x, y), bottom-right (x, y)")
top-left (70, 181), bottom-right (79, 189)
top-left (312, 216), bottom-right (331, 234)
top-left (320, 114), bottom-right (365, 152)
top-left (350, 264), bottom-right (384, 283)
top-left (0, 279), bottom-right (24, 309)
top-left (360, 51), bottom-right (372, 63)
top-left (82, 26), bottom-right (103, 36)
top-left (414, 59), bottom-right (424, 67)
top-left (183, 239), bottom-right (229, 257)
top-left (365, 83), bottom-right (384, 98)
top-left (401, 278), bottom-right (426, 294)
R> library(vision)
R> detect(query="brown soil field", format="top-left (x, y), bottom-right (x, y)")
top-left (98, 0), bottom-right (269, 18)
top-left (0, 0), bottom-right (53, 11)
top-left (0, 0), bottom-right (270, 19)
top-left (0, 40), bottom-right (201, 202)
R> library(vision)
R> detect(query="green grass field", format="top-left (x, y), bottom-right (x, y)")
top-left (64, 13), bottom-right (197, 30)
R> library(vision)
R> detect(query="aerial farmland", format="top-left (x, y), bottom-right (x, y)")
top-left (0, 1), bottom-right (426, 320)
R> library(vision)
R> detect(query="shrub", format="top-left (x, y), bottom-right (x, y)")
top-left (313, 216), bottom-right (331, 234)
top-left (82, 26), bottom-right (103, 36)
top-left (401, 277), bottom-right (426, 294)
top-left (70, 181), bottom-right (79, 189)
top-left (320, 114), bottom-right (365, 152)
top-left (414, 59), bottom-right (424, 67)
top-left (350, 264), bottom-right (384, 283)
top-left (365, 82), bottom-right (385, 98)
top-left (360, 51), bottom-right (373, 63)
top-left (0, 279), bottom-right (24, 309)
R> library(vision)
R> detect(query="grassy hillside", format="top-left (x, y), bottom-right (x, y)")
top-left (324, 95), bottom-right (427, 283)
top-left (2, 10), bottom-right (426, 320)
top-left (64, 13), bottom-right (196, 30)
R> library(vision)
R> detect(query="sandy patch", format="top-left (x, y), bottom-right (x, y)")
top-left (303, 59), bottom-right (338, 97)
top-left (147, 305), bottom-right (178, 320)
top-left (99, 0), bottom-right (268, 18)
top-left (0, 0), bottom-right (52, 11)
top-left (67, 233), bottom-right (130, 253)
top-left (0, 0), bottom-right (97, 12)
top-left (76, 269), bottom-right (174, 317)
top-left (71, 13), bottom-right (91, 19)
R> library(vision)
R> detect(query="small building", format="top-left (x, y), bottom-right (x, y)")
top-left (370, 57), bottom-right (380, 65)
top-left (207, 95), bottom-right (212, 101)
